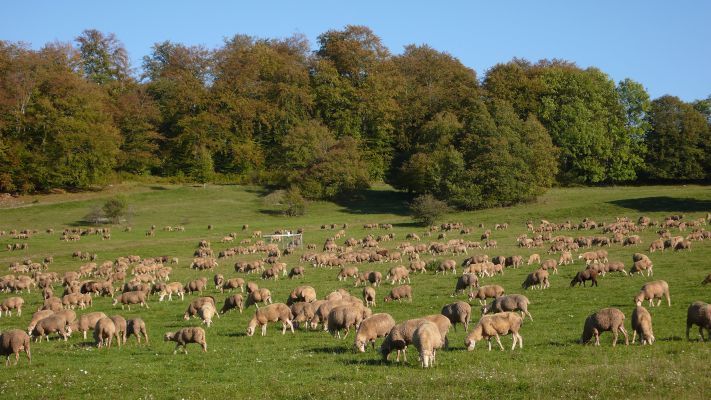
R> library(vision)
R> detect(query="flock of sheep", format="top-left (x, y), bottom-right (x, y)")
top-left (1, 212), bottom-right (710, 368)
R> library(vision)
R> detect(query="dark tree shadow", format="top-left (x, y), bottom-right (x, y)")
top-left (258, 209), bottom-right (285, 216)
top-left (149, 186), bottom-right (169, 191)
top-left (608, 197), bottom-right (711, 213)
top-left (333, 189), bottom-right (412, 216)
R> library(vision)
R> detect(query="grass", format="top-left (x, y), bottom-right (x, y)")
top-left (0, 183), bottom-right (710, 399)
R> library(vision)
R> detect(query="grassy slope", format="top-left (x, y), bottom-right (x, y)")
top-left (0, 183), bottom-right (710, 399)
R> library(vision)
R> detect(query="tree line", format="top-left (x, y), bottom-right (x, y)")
top-left (0, 26), bottom-right (709, 209)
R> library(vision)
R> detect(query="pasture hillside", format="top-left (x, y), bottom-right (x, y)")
top-left (0, 183), bottom-right (710, 399)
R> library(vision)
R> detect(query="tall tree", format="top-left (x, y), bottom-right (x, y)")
top-left (75, 29), bottom-right (130, 85)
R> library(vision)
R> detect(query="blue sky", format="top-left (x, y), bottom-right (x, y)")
top-left (2, 0), bottom-right (709, 101)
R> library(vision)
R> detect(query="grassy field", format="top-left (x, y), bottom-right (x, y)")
top-left (0, 183), bottom-right (710, 399)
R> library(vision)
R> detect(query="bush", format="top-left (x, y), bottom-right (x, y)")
top-left (263, 188), bottom-right (306, 217)
top-left (102, 196), bottom-right (129, 223)
top-left (410, 194), bottom-right (450, 226)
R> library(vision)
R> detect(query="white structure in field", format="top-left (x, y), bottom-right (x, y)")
top-left (262, 232), bottom-right (303, 249)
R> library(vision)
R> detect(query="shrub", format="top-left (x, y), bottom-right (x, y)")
top-left (102, 196), bottom-right (129, 223)
top-left (410, 194), bottom-right (450, 226)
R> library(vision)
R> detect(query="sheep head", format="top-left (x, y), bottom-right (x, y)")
top-left (163, 332), bottom-right (175, 342)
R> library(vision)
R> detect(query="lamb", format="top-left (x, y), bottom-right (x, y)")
top-left (127, 318), bottom-right (149, 343)
top-left (94, 317), bottom-right (119, 348)
top-left (164, 327), bottom-right (207, 354)
top-left (634, 280), bottom-right (670, 307)
top-left (327, 304), bottom-right (371, 339)
top-left (245, 288), bottom-right (272, 309)
top-left (246, 303), bottom-right (294, 336)
top-left (413, 321), bottom-right (443, 367)
top-left (631, 306), bottom-right (655, 345)
top-left (0, 296), bottom-right (24, 317)
top-left (158, 282), bottom-right (185, 301)
top-left (363, 286), bottom-right (377, 307)
top-left (113, 291), bottom-right (149, 310)
top-left (527, 254), bottom-right (541, 265)
top-left (72, 311), bottom-right (107, 339)
top-left (686, 301), bottom-right (711, 341)
top-left (580, 308), bottom-right (629, 346)
top-left (468, 285), bottom-right (505, 305)
top-left (0, 329), bottom-right (31, 365)
top-left (384, 285), bottom-right (412, 302)
top-left (465, 312), bottom-right (523, 351)
top-left (482, 294), bottom-right (533, 321)
top-left (441, 301), bottom-right (471, 331)
top-left (354, 313), bottom-right (396, 352)
top-left (522, 268), bottom-right (550, 290)
top-left (184, 277), bottom-right (208, 294)
top-left (220, 294), bottom-right (244, 314)
top-left (629, 258), bottom-right (653, 277)
top-left (436, 259), bottom-right (457, 275)
top-left (198, 303), bottom-right (218, 327)
top-left (32, 314), bottom-right (71, 342)
top-left (183, 297), bottom-right (217, 320)
top-left (453, 274), bottom-right (479, 296)
top-left (570, 269), bottom-right (598, 287)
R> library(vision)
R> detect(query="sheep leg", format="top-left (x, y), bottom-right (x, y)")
top-left (632, 330), bottom-right (637, 344)
top-left (495, 335), bottom-right (504, 351)
top-left (343, 327), bottom-right (350, 339)
top-left (487, 338), bottom-right (492, 351)
top-left (511, 334), bottom-right (517, 350)
top-left (261, 324), bottom-right (267, 336)
top-left (620, 326), bottom-right (629, 345)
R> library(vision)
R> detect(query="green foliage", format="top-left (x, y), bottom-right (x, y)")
top-left (102, 195), bottom-right (128, 223)
top-left (263, 188), bottom-right (306, 216)
top-left (645, 96), bottom-right (710, 180)
top-left (410, 193), bottom-right (450, 226)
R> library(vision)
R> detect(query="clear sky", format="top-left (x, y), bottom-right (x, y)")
top-left (2, 0), bottom-right (709, 101)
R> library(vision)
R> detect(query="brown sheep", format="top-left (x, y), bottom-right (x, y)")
top-left (72, 311), bottom-right (107, 339)
top-left (290, 302), bottom-right (316, 329)
top-left (453, 274), bottom-right (479, 296)
top-left (522, 269), bottom-right (549, 290)
top-left (112, 291), bottom-right (149, 310)
top-left (527, 254), bottom-right (541, 265)
top-left (0, 329), bottom-right (31, 365)
top-left (380, 315), bottom-right (450, 362)
top-left (634, 280), bottom-right (670, 307)
top-left (245, 288), bottom-right (272, 309)
top-left (183, 296), bottom-right (217, 320)
top-left (482, 294), bottom-right (533, 321)
top-left (327, 304), bottom-right (371, 339)
top-left (221, 278), bottom-right (245, 293)
top-left (288, 267), bottom-right (305, 279)
top-left (384, 285), bottom-right (412, 302)
top-left (127, 318), bottom-right (149, 343)
top-left (630, 258), bottom-right (653, 277)
top-left (386, 266), bottom-right (410, 285)
top-left (32, 314), bottom-right (71, 342)
top-left (184, 277), bottom-right (208, 295)
top-left (570, 269), bottom-right (598, 287)
top-left (363, 286), bottom-right (377, 307)
top-left (436, 259), bottom-right (457, 275)
top-left (580, 308), bottom-right (628, 346)
top-left (441, 301), bottom-right (471, 331)
top-left (468, 285), bottom-right (505, 305)
top-left (286, 285), bottom-right (316, 305)
top-left (541, 259), bottom-right (558, 274)
top-left (686, 301), bottom-right (711, 341)
top-left (164, 327), bottom-right (207, 354)
top-left (631, 306), bottom-right (655, 345)
top-left (27, 310), bottom-right (55, 333)
top-left (246, 303), bottom-right (294, 336)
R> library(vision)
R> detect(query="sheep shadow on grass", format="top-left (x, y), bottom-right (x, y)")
top-left (341, 358), bottom-right (388, 367)
top-left (308, 346), bottom-right (351, 354)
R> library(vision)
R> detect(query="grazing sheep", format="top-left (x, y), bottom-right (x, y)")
top-left (465, 312), bottom-right (523, 351)
top-left (380, 318), bottom-right (426, 362)
top-left (220, 278), bottom-right (245, 293)
top-left (541, 259), bottom-right (558, 274)
top-left (386, 266), bottom-right (410, 285)
top-left (631, 306), bottom-right (655, 345)
top-left (630, 258), bottom-right (653, 277)
top-left (32, 314), bottom-right (71, 342)
top-left (648, 239), bottom-right (664, 252)
top-left (327, 304), bottom-right (371, 339)
top-left (570, 269), bottom-right (598, 287)
top-left (246, 303), bottom-right (294, 336)
top-left (337, 267), bottom-right (359, 282)
top-left (27, 310), bottom-right (55, 333)
top-left (413, 321), bottom-right (443, 367)
top-left (580, 308), bottom-right (628, 346)
top-left (213, 274), bottom-right (224, 289)
top-left (113, 291), bottom-right (149, 310)
top-left (0, 296), bottom-right (24, 317)
top-left (246, 281), bottom-right (259, 294)
top-left (468, 285), bottom-right (505, 305)
top-left (527, 254), bottom-right (541, 265)
top-left (482, 294), bottom-right (533, 321)
top-left (164, 327), bottom-right (207, 354)
top-left (184, 277), bottom-right (208, 295)
top-left (384, 285), bottom-right (412, 302)
top-left (286, 285), bottom-right (317, 305)
top-left (634, 280), bottom-right (670, 307)
top-left (127, 318), bottom-right (148, 343)
top-left (288, 267), bottom-right (305, 279)
top-left (522, 269), bottom-right (550, 290)
top-left (355, 271), bottom-right (383, 287)
top-left (603, 261), bottom-right (628, 276)
top-left (436, 259), bottom-right (457, 275)
top-left (72, 312), bottom-right (107, 339)
top-left (363, 286), bottom-right (377, 307)
top-left (158, 282), bottom-right (185, 301)
top-left (220, 294), bottom-right (244, 314)
top-left (441, 301), bottom-right (471, 331)
top-left (198, 303), bottom-right (218, 327)
top-left (245, 288), bottom-right (272, 309)
top-left (184, 297), bottom-right (217, 320)
top-left (686, 301), bottom-right (711, 341)
top-left (0, 329), bottom-right (31, 365)
top-left (453, 274), bottom-right (479, 296)
top-left (94, 317), bottom-right (119, 348)
top-left (354, 313), bottom-right (396, 352)
top-left (290, 302), bottom-right (316, 329)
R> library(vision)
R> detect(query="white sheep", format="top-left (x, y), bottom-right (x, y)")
top-left (465, 312), bottom-right (523, 351)
top-left (354, 313), bottom-right (396, 352)
top-left (413, 321), bottom-right (443, 368)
